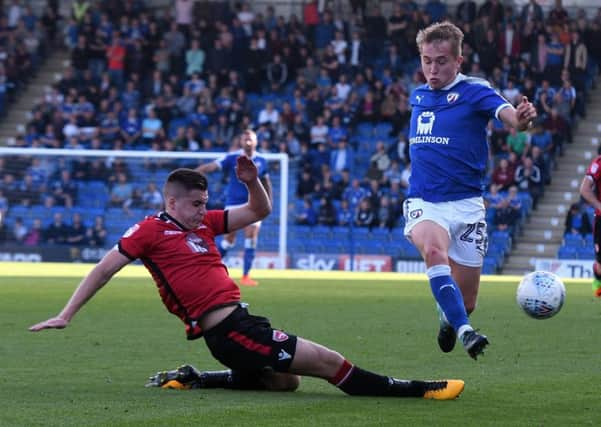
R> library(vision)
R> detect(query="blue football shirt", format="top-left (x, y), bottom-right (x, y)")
top-left (215, 149), bottom-right (269, 206)
top-left (408, 74), bottom-right (511, 202)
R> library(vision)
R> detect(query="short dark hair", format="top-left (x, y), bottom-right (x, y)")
top-left (163, 168), bottom-right (208, 198)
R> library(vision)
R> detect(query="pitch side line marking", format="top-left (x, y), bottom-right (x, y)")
top-left (0, 262), bottom-right (589, 284)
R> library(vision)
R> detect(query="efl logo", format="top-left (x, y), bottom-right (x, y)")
top-left (272, 330), bottom-right (289, 342)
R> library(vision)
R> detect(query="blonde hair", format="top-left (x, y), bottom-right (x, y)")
top-left (416, 21), bottom-right (464, 58)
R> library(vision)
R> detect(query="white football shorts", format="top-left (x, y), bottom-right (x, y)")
top-left (403, 197), bottom-right (487, 267)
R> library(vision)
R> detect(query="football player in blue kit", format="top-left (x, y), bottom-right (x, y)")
top-left (404, 22), bottom-right (537, 359)
top-left (197, 129), bottom-right (271, 286)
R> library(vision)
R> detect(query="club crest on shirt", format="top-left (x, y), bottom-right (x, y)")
top-left (272, 330), bottom-right (289, 342)
top-left (447, 92), bottom-right (460, 103)
top-left (186, 233), bottom-right (209, 253)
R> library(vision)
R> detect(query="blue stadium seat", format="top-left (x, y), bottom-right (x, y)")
top-left (356, 122), bottom-right (374, 138)
top-left (563, 233), bottom-right (584, 248)
top-left (577, 245), bottom-right (594, 260)
top-left (558, 245), bottom-right (578, 259)
top-left (374, 122), bottom-right (393, 138)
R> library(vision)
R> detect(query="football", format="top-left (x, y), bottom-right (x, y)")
top-left (516, 271), bottom-right (566, 319)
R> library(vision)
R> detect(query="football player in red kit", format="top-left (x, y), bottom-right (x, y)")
top-left (30, 156), bottom-right (463, 399)
top-left (580, 155), bottom-right (601, 297)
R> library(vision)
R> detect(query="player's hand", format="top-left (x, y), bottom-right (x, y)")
top-left (516, 96), bottom-right (537, 128)
top-left (235, 155), bottom-right (258, 184)
top-left (29, 316), bottom-right (69, 332)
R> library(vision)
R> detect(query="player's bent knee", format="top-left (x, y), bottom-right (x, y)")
top-left (423, 246), bottom-right (447, 265)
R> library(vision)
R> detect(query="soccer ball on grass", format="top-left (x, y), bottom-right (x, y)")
top-left (516, 271), bottom-right (565, 319)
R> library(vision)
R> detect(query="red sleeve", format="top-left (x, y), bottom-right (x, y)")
top-left (118, 221), bottom-right (154, 260)
top-left (586, 157), bottom-right (601, 182)
top-left (203, 210), bottom-right (227, 235)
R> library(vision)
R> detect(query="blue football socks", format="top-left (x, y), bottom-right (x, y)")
top-left (427, 265), bottom-right (470, 332)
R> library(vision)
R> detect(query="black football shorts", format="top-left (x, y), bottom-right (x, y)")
top-left (203, 305), bottom-right (298, 373)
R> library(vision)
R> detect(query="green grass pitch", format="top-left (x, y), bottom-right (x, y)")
top-left (1, 269), bottom-right (600, 426)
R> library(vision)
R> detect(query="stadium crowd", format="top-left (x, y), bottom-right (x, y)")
top-left (0, 0), bottom-right (600, 268)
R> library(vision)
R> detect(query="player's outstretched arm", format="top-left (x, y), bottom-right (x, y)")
top-left (196, 161), bottom-right (219, 174)
top-left (580, 176), bottom-right (601, 211)
top-left (227, 155), bottom-right (272, 231)
top-left (29, 250), bottom-right (131, 332)
top-left (499, 96), bottom-right (537, 131)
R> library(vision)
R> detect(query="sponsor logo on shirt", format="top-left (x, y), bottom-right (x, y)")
top-left (410, 111), bottom-right (450, 145)
top-left (164, 230), bottom-right (183, 235)
top-left (416, 111), bottom-right (435, 135)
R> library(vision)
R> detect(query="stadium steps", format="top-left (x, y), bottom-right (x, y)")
top-left (502, 83), bottom-right (601, 275)
top-left (0, 50), bottom-right (70, 144)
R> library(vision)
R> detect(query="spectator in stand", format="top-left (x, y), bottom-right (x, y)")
top-left (99, 110), bottom-right (120, 144)
top-left (50, 170), bottom-right (77, 209)
top-left (493, 193), bottom-right (520, 232)
top-left (377, 195), bottom-right (397, 230)
top-left (363, 5), bottom-right (388, 63)
top-left (44, 212), bottom-right (69, 244)
top-left (66, 212), bottom-right (88, 246)
top-left (120, 108), bottom-right (142, 146)
top-left (110, 172), bottom-right (134, 208)
top-left (295, 196), bottom-right (317, 226)
top-left (71, 35), bottom-right (90, 79)
top-left (310, 116), bottom-right (329, 146)
top-left (142, 182), bottom-right (163, 211)
top-left (316, 196), bottom-right (337, 227)
top-left (12, 217), bottom-right (28, 244)
top-left (502, 79), bottom-right (521, 106)
top-left (257, 101), bottom-right (279, 129)
top-left (383, 160), bottom-right (404, 188)
top-left (545, 32), bottom-right (565, 87)
top-left (87, 215), bottom-right (107, 247)
top-left (164, 21), bottom-right (186, 76)
top-left (515, 157), bottom-right (542, 210)
top-left (367, 141), bottom-right (392, 182)
top-left (529, 126), bottom-right (554, 183)
top-left (564, 202), bottom-right (591, 237)
top-left (329, 139), bottom-right (354, 177)
top-left (483, 183), bottom-right (504, 210)
top-left (106, 32), bottom-right (125, 89)
top-left (0, 214), bottom-right (10, 245)
top-left (506, 126), bottom-right (530, 158)
top-left (543, 107), bottom-right (569, 156)
top-left (24, 218), bottom-right (43, 246)
top-left (354, 198), bottom-right (376, 229)
top-left (343, 178), bottom-right (369, 210)
top-left (399, 161), bottom-right (411, 193)
top-left (491, 158), bottom-right (515, 192)
top-left (0, 190), bottom-right (7, 216)
top-left (141, 108), bottom-right (163, 146)
top-left (266, 53), bottom-right (288, 94)
top-left (17, 174), bottom-right (42, 206)
top-left (520, 0), bottom-right (544, 24)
